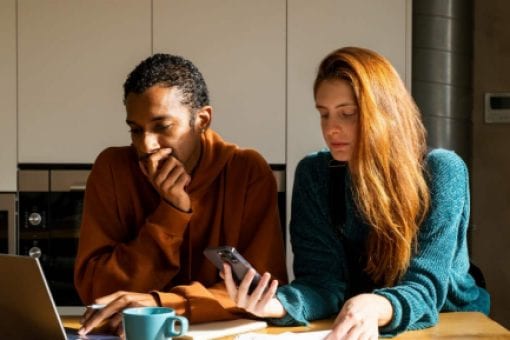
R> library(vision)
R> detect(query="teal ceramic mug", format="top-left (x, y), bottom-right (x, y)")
top-left (122, 307), bottom-right (188, 340)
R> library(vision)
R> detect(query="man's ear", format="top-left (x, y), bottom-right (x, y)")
top-left (195, 105), bottom-right (212, 131)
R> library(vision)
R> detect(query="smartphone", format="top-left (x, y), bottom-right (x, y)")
top-left (203, 246), bottom-right (261, 293)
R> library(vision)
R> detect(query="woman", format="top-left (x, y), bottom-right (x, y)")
top-left (222, 47), bottom-right (490, 339)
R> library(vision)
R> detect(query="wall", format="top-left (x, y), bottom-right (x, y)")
top-left (472, 0), bottom-right (510, 328)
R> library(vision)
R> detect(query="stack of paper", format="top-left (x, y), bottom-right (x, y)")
top-left (235, 330), bottom-right (330, 339)
top-left (176, 318), bottom-right (268, 340)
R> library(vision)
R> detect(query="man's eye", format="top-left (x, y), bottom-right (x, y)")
top-left (154, 124), bottom-right (171, 132)
top-left (129, 128), bottom-right (143, 135)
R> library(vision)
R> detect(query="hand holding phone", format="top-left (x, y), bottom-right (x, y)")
top-left (203, 246), bottom-right (261, 293)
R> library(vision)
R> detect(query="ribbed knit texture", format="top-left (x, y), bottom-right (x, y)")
top-left (272, 149), bottom-right (490, 336)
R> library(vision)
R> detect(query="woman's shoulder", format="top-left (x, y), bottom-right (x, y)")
top-left (425, 148), bottom-right (467, 177)
top-left (425, 148), bottom-right (468, 196)
top-left (296, 149), bottom-right (331, 172)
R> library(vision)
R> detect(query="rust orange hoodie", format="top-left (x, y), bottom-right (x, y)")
top-left (74, 130), bottom-right (287, 322)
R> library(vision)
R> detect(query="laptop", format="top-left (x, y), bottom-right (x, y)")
top-left (0, 254), bottom-right (117, 340)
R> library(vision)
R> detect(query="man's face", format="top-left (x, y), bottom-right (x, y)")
top-left (125, 85), bottom-right (205, 173)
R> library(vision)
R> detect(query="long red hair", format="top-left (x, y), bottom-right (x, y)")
top-left (314, 47), bottom-right (430, 286)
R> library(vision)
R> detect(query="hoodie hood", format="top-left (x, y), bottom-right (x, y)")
top-left (187, 129), bottom-right (237, 195)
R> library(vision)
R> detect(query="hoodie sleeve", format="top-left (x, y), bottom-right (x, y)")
top-left (74, 148), bottom-right (192, 304)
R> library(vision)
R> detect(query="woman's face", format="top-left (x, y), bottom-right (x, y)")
top-left (315, 79), bottom-right (359, 162)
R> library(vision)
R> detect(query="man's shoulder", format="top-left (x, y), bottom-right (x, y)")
top-left (95, 146), bottom-right (135, 163)
top-left (227, 147), bottom-right (273, 178)
top-left (231, 148), bottom-right (267, 164)
top-left (92, 146), bottom-right (136, 172)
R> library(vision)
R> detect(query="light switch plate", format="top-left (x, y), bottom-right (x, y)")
top-left (485, 92), bottom-right (510, 123)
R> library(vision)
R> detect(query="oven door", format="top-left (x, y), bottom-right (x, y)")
top-left (18, 167), bottom-right (90, 306)
top-left (0, 193), bottom-right (16, 254)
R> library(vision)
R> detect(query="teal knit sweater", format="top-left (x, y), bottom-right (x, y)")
top-left (273, 149), bottom-right (490, 336)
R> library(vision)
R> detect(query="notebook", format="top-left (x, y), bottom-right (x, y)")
top-left (0, 254), bottom-right (116, 340)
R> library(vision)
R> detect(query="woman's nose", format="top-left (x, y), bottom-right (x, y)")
top-left (325, 119), bottom-right (344, 135)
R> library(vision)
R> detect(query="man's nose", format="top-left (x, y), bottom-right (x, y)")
top-left (139, 132), bottom-right (160, 154)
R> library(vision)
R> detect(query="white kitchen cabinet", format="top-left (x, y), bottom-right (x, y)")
top-left (0, 0), bottom-right (17, 191)
top-left (285, 0), bottom-right (411, 274)
top-left (153, 0), bottom-right (286, 164)
top-left (17, 0), bottom-right (152, 163)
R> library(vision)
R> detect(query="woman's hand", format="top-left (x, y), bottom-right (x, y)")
top-left (222, 263), bottom-right (286, 318)
top-left (325, 293), bottom-right (393, 340)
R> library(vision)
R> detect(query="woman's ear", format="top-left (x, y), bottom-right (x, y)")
top-left (195, 105), bottom-right (212, 132)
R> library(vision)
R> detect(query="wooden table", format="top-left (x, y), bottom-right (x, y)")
top-left (63, 312), bottom-right (510, 339)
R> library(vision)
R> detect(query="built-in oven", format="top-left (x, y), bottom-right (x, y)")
top-left (18, 165), bottom-right (90, 307)
top-left (0, 193), bottom-right (16, 254)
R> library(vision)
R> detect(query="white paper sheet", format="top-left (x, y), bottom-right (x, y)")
top-left (176, 319), bottom-right (268, 340)
top-left (235, 330), bottom-right (331, 340)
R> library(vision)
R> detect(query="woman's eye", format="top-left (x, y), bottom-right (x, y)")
top-left (343, 109), bottom-right (357, 116)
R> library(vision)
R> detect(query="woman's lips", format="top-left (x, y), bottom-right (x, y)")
top-left (330, 142), bottom-right (349, 149)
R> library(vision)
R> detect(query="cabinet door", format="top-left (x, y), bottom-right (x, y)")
top-left (0, 0), bottom-right (17, 191)
top-left (153, 0), bottom-right (286, 164)
top-left (286, 0), bottom-right (411, 273)
top-left (18, 0), bottom-right (151, 163)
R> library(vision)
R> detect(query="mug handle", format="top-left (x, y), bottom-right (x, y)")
top-left (165, 315), bottom-right (189, 337)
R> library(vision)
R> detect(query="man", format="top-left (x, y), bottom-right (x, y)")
top-left (75, 54), bottom-right (287, 336)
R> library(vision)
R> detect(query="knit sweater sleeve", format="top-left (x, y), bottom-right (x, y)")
top-left (374, 149), bottom-right (471, 336)
top-left (271, 155), bottom-right (347, 326)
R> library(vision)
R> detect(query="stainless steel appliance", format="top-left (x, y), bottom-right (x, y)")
top-left (0, 193), bottom-right (16, 254)
top-left (18, 165), bottom-right (90, 306)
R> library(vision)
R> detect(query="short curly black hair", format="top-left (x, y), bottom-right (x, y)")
top-left (123, 53), bottom-right (209, 112)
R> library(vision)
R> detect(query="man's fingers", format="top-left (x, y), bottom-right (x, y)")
top-left (79, 295), bottom-right (130, 335)
top-left (144, 148), bottom-right (172, 177)
top-left (106, 313), bottom-right (123, 334)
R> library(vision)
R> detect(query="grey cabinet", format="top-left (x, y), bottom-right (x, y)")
top-left (17, 0), bottom-right (151, 163)
top-left (0, 0), bottom-right (17, 191)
